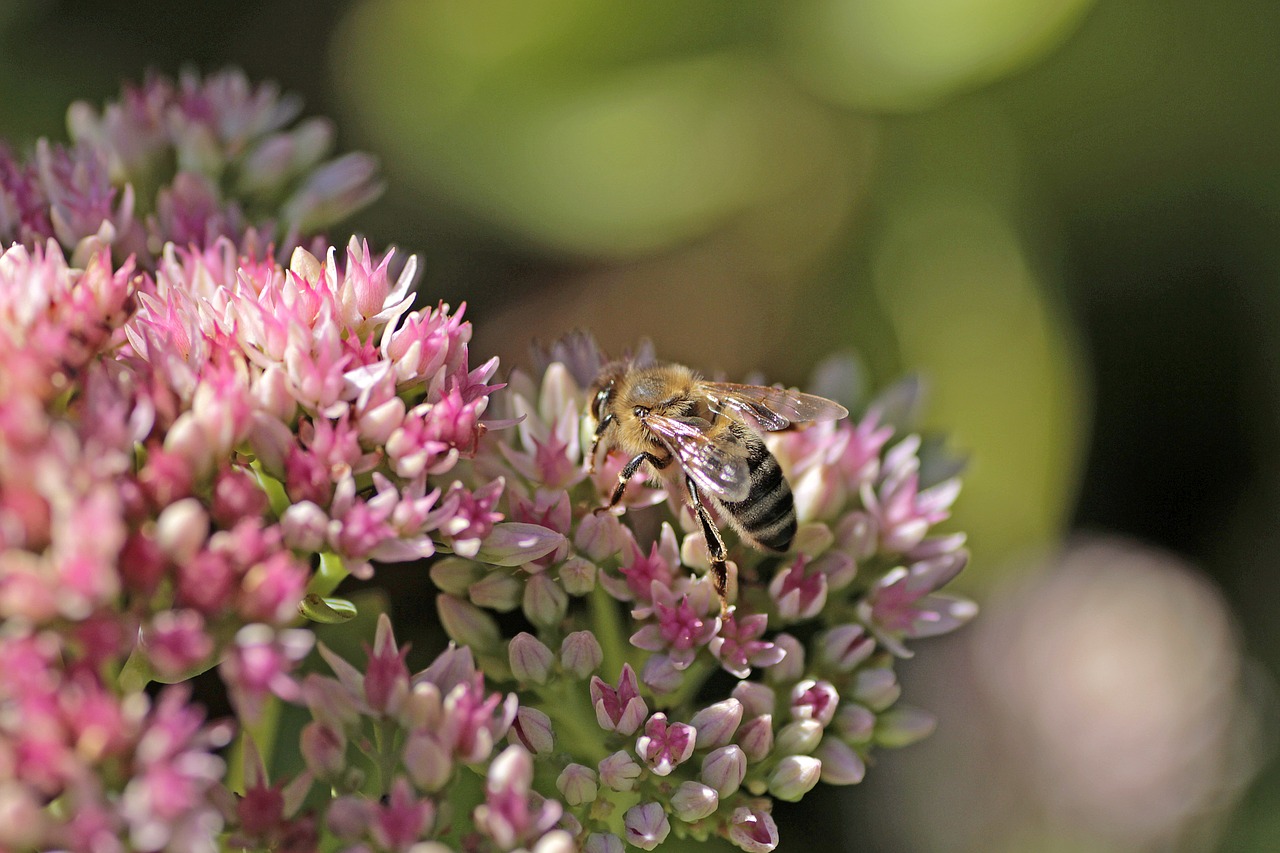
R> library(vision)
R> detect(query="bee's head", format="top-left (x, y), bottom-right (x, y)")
top-left (589, 362), bottom-right (624, 423)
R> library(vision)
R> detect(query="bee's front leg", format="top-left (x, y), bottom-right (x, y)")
top-left (586, 413), bottom-right (614, 475)
top-left (593, 451), bottom-right (669, 515)
top-left (685, 476), bottom-right (733, 615)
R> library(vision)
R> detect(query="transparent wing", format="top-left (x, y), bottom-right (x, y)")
top-left (645, 414), bottom-right (751, 502)
top-left (700, 382), bottom-right (850, 431)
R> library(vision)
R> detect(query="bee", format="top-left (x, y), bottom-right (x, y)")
top-left (587, 360), bottom-right (848, 613)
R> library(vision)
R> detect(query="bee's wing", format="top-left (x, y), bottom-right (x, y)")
top-left (645, 414), bottom-right (751, 503)
top-left (700, 382), bottom-right (850, 431)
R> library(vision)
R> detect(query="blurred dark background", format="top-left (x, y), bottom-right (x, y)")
top-left (4, 1), bottom-right (1278, 849)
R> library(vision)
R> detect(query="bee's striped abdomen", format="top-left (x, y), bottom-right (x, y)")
top-left (722, 437), bottom-right (796, 552)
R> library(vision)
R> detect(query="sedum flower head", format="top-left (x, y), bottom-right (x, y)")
top-left (417, 332), bottom-right (977, 850)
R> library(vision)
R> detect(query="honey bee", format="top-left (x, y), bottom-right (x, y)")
top-left (587, 360), bottom-right (848, 613)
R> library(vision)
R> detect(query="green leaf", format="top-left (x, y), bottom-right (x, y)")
top-left (298, 593), bottom-right (359, 623)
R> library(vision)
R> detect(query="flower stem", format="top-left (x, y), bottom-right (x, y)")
top-left (589, 582), bottom-right (629, 679)
top-left (538, 680), bottom-right (610, 764)
top-left (308, 551), bottom-right (350, 598)
top-left (228, 694), bottom-right (283, 793)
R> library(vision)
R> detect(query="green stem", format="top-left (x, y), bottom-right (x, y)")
top-left (538, 680), bottom-right (611, 764)
top-left (250, 459), bottom-right (291, 518)
top-left (308, 551), bottom-right (350, 598)
top-left (373, 718), bottom-right (398, 796)
top-left (228, 693), bottom-right (283, 794)
top-left (589, 582), bottom-right (629, 679)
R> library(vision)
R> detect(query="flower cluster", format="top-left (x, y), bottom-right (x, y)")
top-left (0, 71), bottom-right (542, 852)
top-left (1, 71), bottom-right (975, 852)
top-left (425, 334), bottom-right (977, 850)
top-left (219, 614), bottom-right (571, 852)
top-left (0, 68), bottom-right (382, 267)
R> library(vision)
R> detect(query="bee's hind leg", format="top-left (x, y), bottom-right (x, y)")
top-left (685, 476), bottom-right (733, 615)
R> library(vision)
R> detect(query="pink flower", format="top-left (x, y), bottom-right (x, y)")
top-left (439, 479), bottom-right (505, 558)
top-left (590, 664), bottom-right (648, 736)
top-left (710, 612), bottom-right (786, 678)
top-left (635, 713), bottom-right (696, 776)
top-left (602, 525), bottom-right (680, 605)
top-left (440, 673), bottom-right (519, 764)
top-left (857, 551), bottom-right (977, 656)
top-left (221, 625), bottom-right (315, 722)
top-left (369, 777), bottom-right (434, 852)
top-left (630, 580), bottom-right (718, 670)
top-left (768, 555), bottom-right (829, 622)
top-left (363, 613), bottom-right (412, 715)
top-left (119, 687), bottom-right (233, 852)
top-left (863, 435), bottom-right (961, 554)
top-left (143, 609), bottom-right (215, 679)
top-left (474, 746), bottom-right (563, 850)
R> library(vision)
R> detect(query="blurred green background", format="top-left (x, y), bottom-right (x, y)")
top-left (4, 1), bottom-right (1278, 850)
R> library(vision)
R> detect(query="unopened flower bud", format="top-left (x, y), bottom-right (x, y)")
top-left (436, 594), bottom-right (500, 651)
top-left (671, 781), bottom-right (719, 822)
top-left (738, 715), bottom-right (774, 762)
top-left (689, 699), bottom-right (742, 750)
top-left (836, 511), bottom-right (877, 561)
top-left (835, 703), bottom-right (876, 744)
top-left (640, 654), bottom-right (683, 694)
top-left (816, 737), bottom-right (866, 785)
top-left (301, 720), bottom-right (348, 779)
top-left (280, 500), bottom-right (328, 553)
top-left (818, 623), bottom-right (875, 672)
top-left (852, 667), bottom-right (900, 711)
top-left (510, 706), bottom-right (555, 755)
top-left (598, 750), bottom-right (642, 792)
top-left (731, 682), bottom-right (776, 718)
top-left (874, 707), bottom-right (937, 747)
top-left (534, 830), bottom-right (577, 853)
top-left (700, 745), bottom-right (746, 796)
top-left (0, 783), bottom-right (46, 849)
top-left (765, 633), bottom-right (805, 684)
top-left (211, 467), bottom-right (268, 527)
top-left (556, 764), bottom-right (598, 806)
top-left (768, 755), bottom-right (822, 801)
top-left (558, 556), bottom-right (596, 595)
top-left (816, 550), bottom-right (857, 591)
top-left (523, 572), bottom-right (568, 627)
top-left (508, 632), bottom-right (554, 684)
top-left (403, 732), bottom-right (452, 791)
top-left (584, 833), bottom-right (624, 853)
top-left (155, 497), bottom-right (208, 563)
top-left (624, 802), bottom-right (670, 851)
top-left (475, 522), bottom-right (565, 566)
top-left (560, 631), bottom-right (603, 678)
top-left (429, 557), bottom-right (483, 596)
top-left (468, 570), bottom-right (523, 611)
top-left (775, 720), bottom-right (823, 755)
top-left (326, 795), bottom-right (372, 839)
top-left (575, 512), bottom-right (626, 561)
